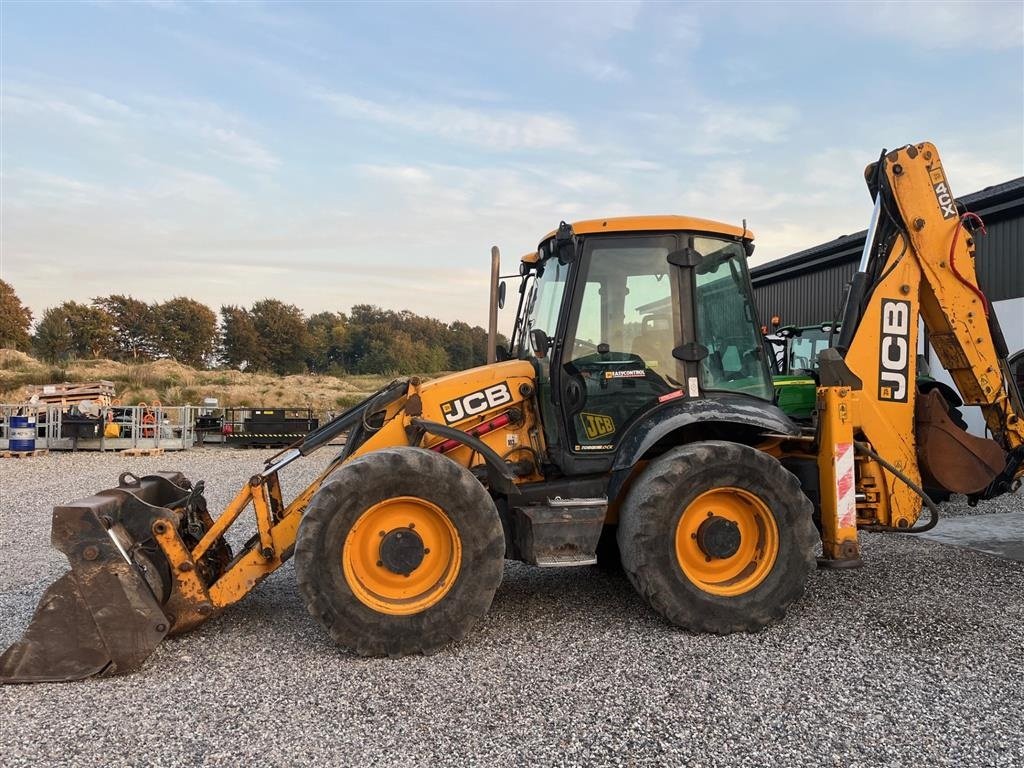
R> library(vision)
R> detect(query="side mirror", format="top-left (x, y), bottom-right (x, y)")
top-left (498, 280), bottom-right (507, 310)
top-left (495, 344), bottom-right (510, 362)
top-left (530, 328), bottom-right (552, 358)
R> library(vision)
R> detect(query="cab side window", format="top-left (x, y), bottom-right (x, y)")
top-left (563, 238), bottom-right (680, 451)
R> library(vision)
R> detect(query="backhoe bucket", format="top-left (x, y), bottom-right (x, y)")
top-left (916, 389), bottom-right (1007, 495)
top-left (1, 472), bottom-right (224, 684)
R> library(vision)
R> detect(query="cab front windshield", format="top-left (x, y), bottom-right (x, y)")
top-left (693, 238), bottom-right (774, 400)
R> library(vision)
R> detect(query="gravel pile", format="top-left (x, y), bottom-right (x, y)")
top-left (1, 450), bottom-right (1022, 767)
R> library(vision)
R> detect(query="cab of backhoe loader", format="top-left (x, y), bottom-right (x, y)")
top-left (506, 216), bottom-right (784, 476)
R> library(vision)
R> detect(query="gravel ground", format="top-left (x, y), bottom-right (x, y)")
top-left (1, 449), bottom-right (1022, 767)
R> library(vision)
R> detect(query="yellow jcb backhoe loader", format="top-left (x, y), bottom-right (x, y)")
top-left (2, 141), bottom-right (1022, 683)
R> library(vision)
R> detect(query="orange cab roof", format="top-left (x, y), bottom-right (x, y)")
top-left (537, 215), bottom-right (752, 250)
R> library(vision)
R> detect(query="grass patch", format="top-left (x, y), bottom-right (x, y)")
top-left (0, 348), bottom-right (436, 416)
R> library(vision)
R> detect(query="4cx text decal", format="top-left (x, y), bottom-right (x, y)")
top-left (580, 412), bottom-right (616, 440)
top-left (441, 383), bottom-right (512, 424)
top-left (878, 299), bottom-right (911, 403)
top-left (929, 167), bottom-right (957, 220)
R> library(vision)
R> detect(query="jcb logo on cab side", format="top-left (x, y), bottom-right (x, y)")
top-left (580, 412), bottom-right (615, 440)
top-left (878, 299), bottom-right (911, 403)
top-left (930, 167), bottom-right (957, 219)
top-left (441, 383), bottom-right (512, 424)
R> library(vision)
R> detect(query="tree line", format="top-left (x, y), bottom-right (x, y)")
top-left (0, 279), bottom-right (497, 375)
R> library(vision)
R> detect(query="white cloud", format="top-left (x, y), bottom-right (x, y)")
top-left (849, 1), bottom-right (1023, 50)
top-left (574, 55), bottom-right (630, 83)
top-left (667, 10), bottom-right (702, 46)
top-left (3, 82), bottom-right (281, 174)
top-left (314, 89), bottom-right (581, 151)
top-left (697, 103), bottom-right (798, 147)
top-left (2, 84), bottom-right (105, 126)
top-left (629, 101), bottom-right (800, 157)
top-left (202, 126), bottom-right (280, 171)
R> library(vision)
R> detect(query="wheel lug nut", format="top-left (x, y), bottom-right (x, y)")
top-left (376, 560), bottom-right (383, 567)
top-left (379, 530), bottom-right (386, 537)
top-left (408, 522), bottom-right (415, 529)
top-left (423, 548), bottom-right (430, 555)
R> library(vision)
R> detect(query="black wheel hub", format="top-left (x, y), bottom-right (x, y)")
top-left (379, 528), bottom-right (426, 575)
top-left (696, 516), bottom-right (741, 559)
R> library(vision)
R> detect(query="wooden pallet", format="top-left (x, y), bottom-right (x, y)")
top-left (27, 380), bottom-right (116, 406)
top-left (120, 447), bottom-right (165, 457)
top-left (0, 449), bottom-right (50, 459)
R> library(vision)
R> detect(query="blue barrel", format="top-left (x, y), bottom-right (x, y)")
top-left (9, 415), bottom-right (36, 452)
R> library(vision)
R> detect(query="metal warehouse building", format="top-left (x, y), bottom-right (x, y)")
top-left (751, 176), bottom-right (1024, 434)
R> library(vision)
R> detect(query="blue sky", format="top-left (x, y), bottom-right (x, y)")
top-left (2, 1), bottom-right (1022, 330)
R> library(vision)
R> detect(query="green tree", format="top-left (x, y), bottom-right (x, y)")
top-left (153, 297), bottom-right (217, 368)
top-left (32, 306), bottom-right (75, 363)
top-left (305, 311), bottom-right (348, 373)
top-left (0, 279), bottom-right (32, 351)
top-left (32, 301), bottom-right (114, 361)
top-left (93, 295), bottom-right (158, 360)
top-left (219, 305), bottom-right (263, 370)
top-left (251, 299), bottom-right (310, 374)
top-left (341, 305), bottom-right (452, 374)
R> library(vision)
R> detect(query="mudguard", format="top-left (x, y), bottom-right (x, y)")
top-left (608, 394), bottom-right (797, 499)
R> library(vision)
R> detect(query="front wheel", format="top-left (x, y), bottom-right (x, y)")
top-left (295, 447), bottom-right (505, 656)
top-left (618, 441), bottom-right (816, 633)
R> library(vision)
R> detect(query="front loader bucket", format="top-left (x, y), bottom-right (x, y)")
top-left (1, 472), bottom-right (219, 684)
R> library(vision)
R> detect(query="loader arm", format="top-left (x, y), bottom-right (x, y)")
top-left (2, 364), bottom-right (543, 683)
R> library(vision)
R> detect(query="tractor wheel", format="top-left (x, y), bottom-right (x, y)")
top-left (295, 446), bottom-right (505, 656)
top-left (617, 440), bottom-right (816, 633)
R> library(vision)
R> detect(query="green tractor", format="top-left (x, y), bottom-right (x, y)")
top-left (765, 323), bottom-right (964, 423)
top-left (764, 324), bottom-right (833, 421)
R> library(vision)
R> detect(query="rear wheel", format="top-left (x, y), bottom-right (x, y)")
top-left (295, 447), bottom-right (505, 656)
top-left (618, 441), bottom-right (816, 633)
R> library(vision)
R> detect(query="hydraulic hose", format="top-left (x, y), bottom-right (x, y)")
top-left (853, 441), bottom-right (940, 533)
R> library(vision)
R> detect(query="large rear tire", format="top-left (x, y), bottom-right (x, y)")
top-left (617, 441), bottom-right (816, 633)
top-left (295, 447), bottom-right (505, 656)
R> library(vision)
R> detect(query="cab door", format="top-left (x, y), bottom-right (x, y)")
top-left (559, 235), bottom-right (686, 452)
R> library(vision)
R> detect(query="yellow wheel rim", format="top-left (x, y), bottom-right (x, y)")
top-left (674, 487), bottom-right (779, 597)
top-left (343, 496), bottom-right (462, 616)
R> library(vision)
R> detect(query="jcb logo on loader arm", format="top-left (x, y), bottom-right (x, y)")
top-left (878, 299), bottom-right (911, 403)
top-left (441, 383), bottom-right (512, 424)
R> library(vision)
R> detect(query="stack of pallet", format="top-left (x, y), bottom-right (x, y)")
top-left (27, 381), bottom-right (116, 408)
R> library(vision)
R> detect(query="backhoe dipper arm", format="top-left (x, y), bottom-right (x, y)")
top-left (882, 145), bottom-right (1024, 451)
top-left (831, 143), bottom-right (1024, 520)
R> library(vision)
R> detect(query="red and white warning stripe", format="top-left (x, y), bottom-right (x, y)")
top-left (835, 441), bottom-right (856, 529)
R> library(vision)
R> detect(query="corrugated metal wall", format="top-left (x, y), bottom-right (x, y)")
top-left (753, 260), bottom-right (857, 327)
top-left (976, 215), bottom-right (1024, 302)
top-left (752, 183), bottom-right (1023, 327)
